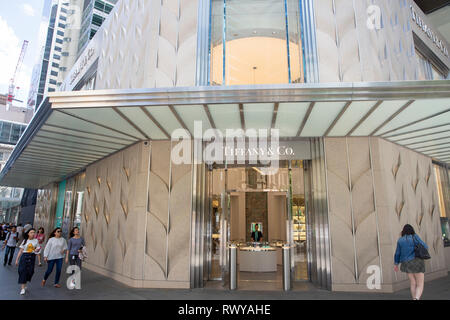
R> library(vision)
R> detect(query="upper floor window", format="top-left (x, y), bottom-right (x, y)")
top-left (435, 164), bottom-right (450, 247)
top-left (210, 0), bottom-right (304, 86)
top-left (83, 76), bottom-right (96, 91)
top-left (415, 49), bottom-right (446, 80)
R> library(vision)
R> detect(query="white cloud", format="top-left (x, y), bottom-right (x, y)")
top-left (0, 16), bottom-right (31, 106)
top-left (22, 4), bottom-right (35, 17)
top-left (0, 16), bottom-right (21, 87)
top-left (38, 21), bottom-right (49, 50)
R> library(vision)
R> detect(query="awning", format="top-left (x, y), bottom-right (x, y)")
top-left (1, 80), bottom-right (449, 189)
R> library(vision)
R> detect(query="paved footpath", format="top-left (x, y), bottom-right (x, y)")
top-left (0, 251), bottom-right (449, 300)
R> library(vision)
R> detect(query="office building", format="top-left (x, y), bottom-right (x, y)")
top-left (77, 0), bottom-right (118, 58)
top-left (29, 0), bottom-right (116, 110)
top-left (0, 93), bottom-right (32, 223)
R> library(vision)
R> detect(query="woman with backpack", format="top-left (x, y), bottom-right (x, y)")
top-left (3, 226), bottom-right (19, 266)
top-left (42, 228), bottom-right (67, 288)
top-left (15, 228), bottom-right (41, 295)
top-left (394, 224), bottom-right (429, 300)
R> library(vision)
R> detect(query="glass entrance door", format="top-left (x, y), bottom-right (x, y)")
top-left (207, 162), bottom-right (230, 282)
top-left (220, 191), bottom-right (230, 281)
top-left (209, 192), bottom-right (222, 280)
top-left (206, 160), bottom-right (310, 285)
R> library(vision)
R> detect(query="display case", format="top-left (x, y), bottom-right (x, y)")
top-left (292, 196), bottom-right (306, 241)
top-left (441, 217), bottom-right (450, 247)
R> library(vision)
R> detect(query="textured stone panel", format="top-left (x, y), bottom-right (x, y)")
top-left (34, 185), bottom-right (56, 234)
top-left (314, 0), bottom-right (340, 82)
top-left (334, 0), bottom-right (362, 82)
top-left (315, 0), bottom-right (417, 82)
top-left (326, 137), bottom-right (381, 286)
top-left (83, 142), bottom-right (148, 281)
top-left (168, 164), bottom-right (192, 281)
top-left (96, 0), bottom-right (199, 90)
top-left (145, 140), bottom-right (193, 283)
top-left (371, 138), bottom-right (447, 286)
top-left (146, 141), bottom-right (171, 280)
top-left (326, 136), bottom-right (447, 289)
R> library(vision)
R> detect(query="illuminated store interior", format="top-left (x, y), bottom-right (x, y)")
top-left (206, 159), bottom-right (310, 289)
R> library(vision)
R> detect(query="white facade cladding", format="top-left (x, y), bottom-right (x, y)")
top-left (97, 0), bottom-right (199, 89)
top-left (313, 0), bottom-right (450, 83)
top-left (62, 0), bottom-right (450, 91)
top-left (1, 0), bottom-right (449, 292)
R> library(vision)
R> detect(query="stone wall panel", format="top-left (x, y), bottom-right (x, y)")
top-left (327, 137), bottom-right (449, 291)
top-left (96, 0), bottom-right (199, 90)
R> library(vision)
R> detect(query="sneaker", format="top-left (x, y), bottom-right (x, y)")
top-left (54, 284), bottom-right (61, 288)
top-left (20, 289), bottom-right (25, 295)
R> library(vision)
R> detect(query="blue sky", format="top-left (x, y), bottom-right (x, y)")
top-left (0, 0), bottom-right (45, 107)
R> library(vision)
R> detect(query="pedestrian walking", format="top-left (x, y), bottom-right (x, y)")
top-left (36, 228), bottom-right (45, 267)
top-left (15, 228), bottom-right (41, 295)
top-left (0, 224), bottom-right (5, 241)
top-left (3, 226), bottom-right (19, 266)
top-left (394, 224), bottom-right (429, 300)
top-left (42, 228), bottom-right (67, 288)
top-left (16, 224), bottom-right (24, 247)
top-left (65, 227), bottom-right (85, 269)
top-left (23, 223), bottom-right (32, 233)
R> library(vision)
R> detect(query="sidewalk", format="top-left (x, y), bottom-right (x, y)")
top-left (0, 252), bottom-right (449, 300)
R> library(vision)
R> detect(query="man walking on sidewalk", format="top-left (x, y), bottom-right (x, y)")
top-left (3, 226), bottom-right (18, 266)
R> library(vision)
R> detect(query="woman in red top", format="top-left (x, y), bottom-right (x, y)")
top-left (35, 228), bottom-right (45, 267)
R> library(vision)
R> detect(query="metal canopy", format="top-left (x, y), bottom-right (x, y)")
top-left (1, 80), bottom-right (449, 189)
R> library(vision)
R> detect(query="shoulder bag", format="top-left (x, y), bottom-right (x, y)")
top-left (413, 235), bottom-right (431, 260)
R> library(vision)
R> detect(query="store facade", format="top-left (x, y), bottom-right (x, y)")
top-left (1, 0), bottom-right (450, 292)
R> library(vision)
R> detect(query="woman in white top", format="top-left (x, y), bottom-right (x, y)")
top-left (15, 228), bottom-right (41, 295)
top-left (42, 228), bottom-right (67, 288)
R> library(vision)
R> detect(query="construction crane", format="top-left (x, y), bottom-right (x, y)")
top-left (7, 40), bottom-right (29, 110)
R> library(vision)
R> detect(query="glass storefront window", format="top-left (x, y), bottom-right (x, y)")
top-left (435, 165), bottom-right (448, 218)
top-left (10, 124), bottom-right (22, 143)
top-left (0, 121), bottom-right (27, 145)
top-left (82, 76), bottom-right (96, 90)
top-left (210, 0), bottom-right (304, 86)
top-left (74, 172), bottom-right (86, 232)
top-left (0, 187), bottom-right (11, 198)
top-left (415, 49), bottom-right (446, 80)
top-left (0, 122), bottom-right (11, 143)
top-left (73, 191), bottom-right (84, 229)
top-left (62, 181), bottom-right (74, 239)
top-left (432, 66), bottom-right (445, 80)
top-left (57, 172), bottom-right (86, 238)
top-left (441, 218), bottom-right (450, 247)
top-left (435, 165), bottom-right (450, 247)
top-left (207, 159), bottom-right (308, 283)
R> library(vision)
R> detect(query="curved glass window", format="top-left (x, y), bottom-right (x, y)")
top-left (210, 0), bottom-right (304, 86)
